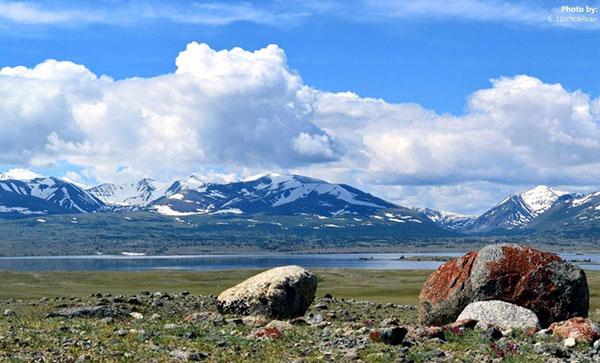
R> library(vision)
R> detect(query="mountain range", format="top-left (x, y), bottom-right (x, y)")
top-left (0, 171), bottom-right (599, 237)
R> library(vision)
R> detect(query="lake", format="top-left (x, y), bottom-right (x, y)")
top-left (0, 252), bottom-right (599, 272)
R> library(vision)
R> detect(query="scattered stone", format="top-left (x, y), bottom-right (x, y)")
top-left (164, 323), bottom-right (178, 329)
top-left (564, 337), bottom-right (577, 349)
top-left (456, 300), bottom-right (540, 331)
top-left (406, 325), bottom-right (445, 341)
top-left (129, 312), bottom-right (144, 320)
top-left (549, 317), bottom-right (600, 344)
top-left (46, 306), bottom-right (125, 319)
top-left (419, 244), bottom-right (588, 327)
top-left (184, 311), bottom-right (224, 325)
top-left (593, 339), bottom-right (600, 350)
top-left (169, 349), bottom-right (208, 361)
top-left (380, 318), bottom-right (399, 327)
top-left (306, 313), bottom-right (323, 326)
top-left (75, 354), bottom-right (92, 363)
top-left (241, 315), bottom-right (267, 327)
top-left (3, 309), bottom-right (15, 317)
top-left (483, 326), bottom-right (503, 341)
top-left (217, 265), bottom-right (317, 319)
top-left (115, 329), bottom-right (128, 337)
top-left (314, 302), bottom-right (328, 310)
top-left (369, 326), bottom-right (407, 346)
top-left (250, 326), bottom-right (284, 340)
top-left (265, 319), bottom-right (293, 332)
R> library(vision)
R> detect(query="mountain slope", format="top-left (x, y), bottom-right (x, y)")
top-left (151, 174), bottom-right (400, 216)
top-left (526, 192), bottom-right (600, 235)
top-left (0, 177), bottom-right (105, 217)
top-left (464, 185), bottom-right (569, 233)
top-left (418, 208), bottom-right (476, 231)
top-left (88, 178), bottom-right (169, 207)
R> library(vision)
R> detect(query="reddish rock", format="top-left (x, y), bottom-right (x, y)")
top-left (419, 244), bottom-right (588, 327)
top-left (250, 327), bottom-right (283, 340)
top-left (442, 319), bottom-right (478, 331)
top-left (369, 327), bottom-right (407, 345)
top-left (369, 330), bottom-right (381, 342)
top-left (549, 317), bottom-right (600, 344)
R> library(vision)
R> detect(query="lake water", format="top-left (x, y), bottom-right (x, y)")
top-left (0, 252), bottom-right (599, 272)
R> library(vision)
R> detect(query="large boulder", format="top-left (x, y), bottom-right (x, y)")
top-left (419, 244), bottom-right (588, 327)
top-left (456, 300), bottom-right (540, 331)
top-left (217, 265), bottom-right (317, 319)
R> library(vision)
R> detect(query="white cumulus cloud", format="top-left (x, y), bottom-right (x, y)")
top-left (2, 42), bottom-right (600, 213)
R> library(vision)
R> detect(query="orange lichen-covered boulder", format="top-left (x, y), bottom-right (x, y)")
top-left (549, 317), bottom-right (600, 344)
top-left (419, 244), bottom-right (588, 327)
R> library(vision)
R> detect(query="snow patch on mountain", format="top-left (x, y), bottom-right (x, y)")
top-left (520, 185), bottom-right (567, 214)
top-left (89, 178), bottom-right (170, 206)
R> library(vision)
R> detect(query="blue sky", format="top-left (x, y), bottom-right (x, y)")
top-left (2, 0), bottom-right (600, 213)
top-left (2, 0), bottom-right (600, 113)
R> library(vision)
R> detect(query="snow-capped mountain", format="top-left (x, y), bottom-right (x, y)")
top-left (0, 177), bottom-right (105, 217)
top-left (88, 178), bottom-right (170, 207)
top-left (526, 191), bottom-right (600, 233)
top-left (151, 173), bottom-right (401, 216)
top-left (463, 185), bottom-right (570, 233)
top-left (418, 208), bottom-right (476, 231)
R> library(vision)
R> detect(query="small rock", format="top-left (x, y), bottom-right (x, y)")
top-left (306, 313), bottom-right (323, 326)
top-left (564, 337), bottom-right (577, 349)
top-left (483, 326), bottom-right (503, 341)
top-left (169, 349), bottom-right (208, 361)
top-left (46, 306), bottom-right (125, 319)
top-left (129, 312), bottom-right (144, 320)
top-left (250, 326), bottom-right (283, 340)
top-left (314, 302), bottom-right (328, 310)
top-left (457, 300), bottom-right (540, 331)
top-left (75, 354), bottom-right (92, 363)
top-left (536, 328), bottom-right (551, 337)
top-left (549, 317), bottom-right (600, 344)
top-left (164, 323), bottom-right (178, 329)
top-left (370, 326), bottom-right (407, 346)
top-left (3, 309), bottom-right (15, 317)
top-left (593, 339), bottom-right (600, 350)
top-left (380, 318), bottom-right (399, 327)
top-left (116, 329), bottom-right (128, 337)
top-left (265, 320), bottom-right (293, 332)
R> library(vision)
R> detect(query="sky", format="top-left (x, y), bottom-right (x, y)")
top-left (1, 0), bottom-right (600, 214)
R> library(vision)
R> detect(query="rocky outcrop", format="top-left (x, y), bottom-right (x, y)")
top-left (217, 265), bottom-right (317, 319)
top-left (549, 317), bottom-right (600, 344)
top-left (46, 306), bottom-right (126, 319)
top-left (419, 244), bottom-right (588, 327)
top-left (456, 300), bottom-right (540, 330)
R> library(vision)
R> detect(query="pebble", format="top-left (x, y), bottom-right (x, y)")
top-left (564, 337), bottom-right (577, 349)
top-left (129, 312), bottom-right (144, 320)
top-left (594, 339), bottom-right (600, 350)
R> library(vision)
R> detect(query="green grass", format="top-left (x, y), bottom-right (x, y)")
top-left (1, 269), bottom-right (598, 310)
top-left (0, 269), bottom-right (430, 304)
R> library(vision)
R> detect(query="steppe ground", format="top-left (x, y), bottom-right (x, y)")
top-left (0, 269), bottom-right (599, 362)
